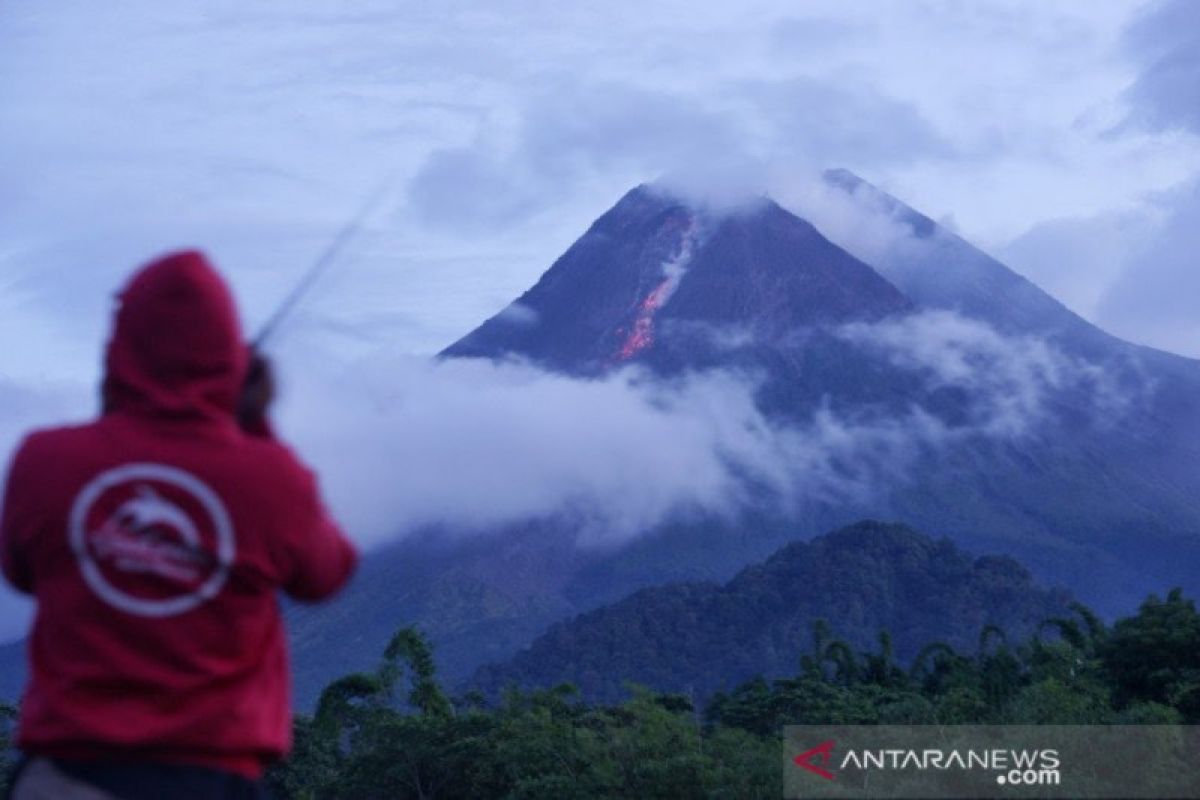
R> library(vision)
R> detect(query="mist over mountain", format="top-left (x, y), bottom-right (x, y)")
top-left (269, 175), bottom-right (1200, 705)
top-left (438, 174), bottom-right (1200, 586)
top-left (267, 173), bottom-right (1200, 705)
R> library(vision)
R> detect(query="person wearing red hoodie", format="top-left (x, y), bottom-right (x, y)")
top-left (0, 250), bottom-right (358, 799)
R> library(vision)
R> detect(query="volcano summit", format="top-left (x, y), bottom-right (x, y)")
top-left (443, 174), bottom-right (1200, 612)
top-left (444, 185), bottom-right (913, 372)
top-left (278, 174), bottom-right (1200, 704)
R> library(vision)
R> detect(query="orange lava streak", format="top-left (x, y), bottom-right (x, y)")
top-left (613, 216), bottom-right (698, 363)
top-left (615, 277), bottom-right (672, 360)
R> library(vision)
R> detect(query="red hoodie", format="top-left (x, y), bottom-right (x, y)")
top-left (0, 250), bottom-right (357, 779)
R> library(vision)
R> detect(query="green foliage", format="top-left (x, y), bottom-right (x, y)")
top-left (474, 522), bottom-right (1071, 705)
top-left (0, 701), bottom-right (17, 797)
top-left (271, 588), bottom-right (1200, 798)
top-left (381, 628), bottom-right (453, 719)
top-left (1101, 587), bottom-right (1200, 721)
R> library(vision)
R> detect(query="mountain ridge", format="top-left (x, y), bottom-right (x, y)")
top-left (471, 520), bottom-right (1072, 703)
top-left (4, 176), bottom-right (1199, 715)
top-left (443, 183), bottom-right (914, 373)
top-left (277, 175), bottom-right (1200, 705)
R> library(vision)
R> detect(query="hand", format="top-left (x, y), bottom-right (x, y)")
top-left (238, 351), bottom-right (275, 433)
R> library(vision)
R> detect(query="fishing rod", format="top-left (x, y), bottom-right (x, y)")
top-left (251, 173), bottom-right (399, 348)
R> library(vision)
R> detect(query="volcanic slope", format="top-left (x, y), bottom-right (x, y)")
top-left (283, 180), bottom-right (1200, 706)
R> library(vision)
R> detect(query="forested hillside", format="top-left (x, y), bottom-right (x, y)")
top-left (472, 521), bottom-right (1069, 702)
top-left (263, 588), bottom-right (1200, 799)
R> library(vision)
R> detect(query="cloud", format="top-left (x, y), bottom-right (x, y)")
top-left (3, 0), bottom-right (1194, 374)
top-left (838, 311), bottom-right (1132, 436)
top-left (777, 165), bottom-right (1200, 361)
top-left (772, 171), bottom-right (925, 268)
top-left (406, 83), bottom-right (755, 230)
top-left (275, 351), bottom-right (786, 547)
top-left (997, 208), bottom-right (1158, 319)
top-left (1122, 0), bottom-right (1200, 134)
top-left (493, 302), bottom-right (538, 327)
top-left (405, 75), bottom-right (947, 231)
top-left (995, 174), bottom-right (1200, 359)
top-left (268, 308), bottom-right (1133, 552)
top-left (1093, 178), bottom-right (1200, 356)
top-left (737, 77), bottom-right (950, 167)
top-left (769, 15), bottom-right (870, 54)
top-left (1103, 0), bottom-right (1200, 357)
top-left (0, 305), bottom-right (1138, 645)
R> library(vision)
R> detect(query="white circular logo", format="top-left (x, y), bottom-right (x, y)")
top-left (68, 463), bottom-right (236, 617)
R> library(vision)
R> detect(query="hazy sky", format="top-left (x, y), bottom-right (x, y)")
top-left (0, 1), bottom-right (1198, 634)
top-left (1, 0), bottom-right (1198, 377)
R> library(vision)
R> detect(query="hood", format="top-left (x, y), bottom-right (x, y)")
top-left (103, 250), bottom-right (249, 421)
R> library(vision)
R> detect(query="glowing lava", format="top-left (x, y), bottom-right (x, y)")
top-left (613, 217), bottom-right (699, 362)
top-left (616, 278), bottom-right (672, 360)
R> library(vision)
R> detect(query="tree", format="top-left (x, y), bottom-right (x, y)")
top-left (1102, 588), bottom-right (1200, 721)
top-left (270, 591), bottom-right (1200, 798)
top-left (381, 628), bottom-right (452, 718)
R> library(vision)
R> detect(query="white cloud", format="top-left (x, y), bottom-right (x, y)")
top-left (838, 311), bottom-right (1133, 436)
top-left (772, 171), bottom-right (922, 268)
top-left (1121, 0), bottom-right (1200, 134)
top-left (267, 309), bottom-right (1136, 551)
top-left (1094, 178), bottom-right (1200, 356)
top-left (997, 208), bottom-right (1160, 319)
top-left (274, 349), bottom-right (784, 549)
top-left (996, 175), bottom-right (1200, 359)
top-left (0, 304), bottom-right (1141, 645)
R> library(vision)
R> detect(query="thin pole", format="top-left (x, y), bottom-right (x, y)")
top-left (252, 174), bottom-right (398, 348)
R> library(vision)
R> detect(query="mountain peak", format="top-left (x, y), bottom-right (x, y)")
top-left (820, 169), bottom-right (1114, 348)
top-left (443, 184), bottom-right (912, 372)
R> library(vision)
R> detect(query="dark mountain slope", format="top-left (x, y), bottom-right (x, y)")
top-left (279, 179), bottom-right (1200, 708)
top-left (822, 168), bottom-right (1120, 352)
top-left (816, 169), bottom-right (1200, 586)
top-left (473, 521), bottom-right (1070, 704)
top-left (821, 168), bottom-right (1200, 429)
top-left (437, 180), bottom-right (1200, 610)
top-left (443, 185), bottom-right (912, 373)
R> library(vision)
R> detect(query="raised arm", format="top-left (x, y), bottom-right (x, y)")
top-left (278, 461), bottom-right (358, 601)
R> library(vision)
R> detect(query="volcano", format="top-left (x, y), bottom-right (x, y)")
top-left (444, 186), bottom-right (912, 371)
top-left (276, 174), bottom-right (1200, 706)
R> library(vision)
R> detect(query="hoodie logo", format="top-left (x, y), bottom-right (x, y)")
top-left (69, 463), bottom-right (236, 617)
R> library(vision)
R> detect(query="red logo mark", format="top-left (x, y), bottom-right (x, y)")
top-left (794, 740), bottom-right (836, 781)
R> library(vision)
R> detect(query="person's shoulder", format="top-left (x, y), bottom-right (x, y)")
top-left (235, 433), bottom-right (319, 489)
top-left (8, 420), bottom-right (100, 464)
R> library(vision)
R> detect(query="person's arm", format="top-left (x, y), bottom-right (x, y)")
top-left (278, 462), bottom-right (358, 601)
top-left (1, 438), bottom-right (38, 594)
top-left (238, 350), bottom-right (277, 438)
top-left (239, 352), bottom-right (358, 599)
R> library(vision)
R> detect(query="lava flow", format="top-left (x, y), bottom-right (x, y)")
top-left (613, 216), bottom-right (698, 362)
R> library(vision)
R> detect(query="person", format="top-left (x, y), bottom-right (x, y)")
top-left (0, 250), bottom-right (358, 799)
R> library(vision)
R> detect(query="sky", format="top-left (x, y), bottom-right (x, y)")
top-left (0, 1), bottom-right (1197, 634)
